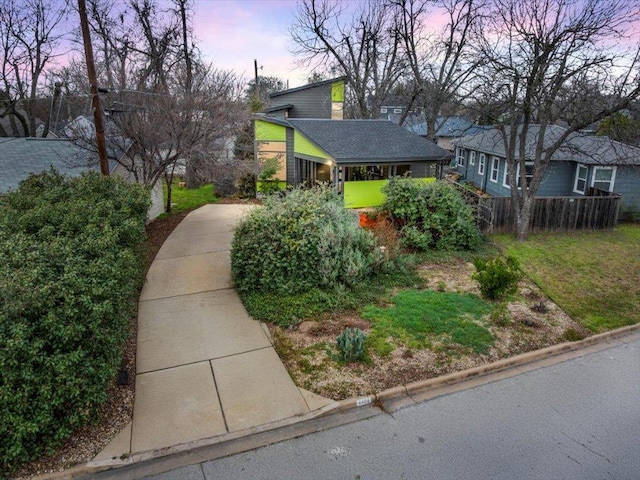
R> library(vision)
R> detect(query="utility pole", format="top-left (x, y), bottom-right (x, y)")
top-left (78, 0), bottom-right (110, 176)
top-left (254, 59), bottom-right (259, 103)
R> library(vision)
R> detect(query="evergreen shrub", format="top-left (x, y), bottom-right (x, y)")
top-left (0, 170), bottom-right (149, 471)
top-left (231, 186), bottom-right (384, 295)
top-left (472, 256), bottom-right (522, 300)
top-left (381, 178), bottom-right (481, 251)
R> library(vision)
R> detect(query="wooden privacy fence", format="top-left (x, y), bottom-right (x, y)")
top-left (453, 183), bottom-right (621, 233)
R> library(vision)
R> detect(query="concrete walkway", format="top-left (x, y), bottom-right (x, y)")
top-left (94, 204), bottom-right (332, 460)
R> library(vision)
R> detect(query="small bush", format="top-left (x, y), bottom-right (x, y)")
top-left (472, 256), bottom-right (522, 300)
top-left (562, 328), bottom-right (587, 342)
top-left (337, 328), bottom-right (366, 362)
top-left (0, 170), bottom-right (149, 471)
top-left (231, 186), bottom-right (384, 295)
top-left (236, 173), bottom-right (256, 199)
top-left (381, 178), bottom-right (481, 251)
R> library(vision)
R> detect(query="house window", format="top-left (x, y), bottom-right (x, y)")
top-left (490, 156), bottom-right (499, 182)
top-left (517, 162), bottom-right (534, 189)
top-left (573, 164), bottom-right (588, 194)
top-left (393, 108), bottom-right (402, 113)
top-left (380, 108), bottom-right (387, 113)
top-left (469, 151), bottom-right (476, 166)
top-left (478, 153), bottom-right (486, 175)
top-left (503, 161), bottom-right (510, 188)
top-left (456, 148), bottom-right (465, 167)
top-left (591, 166), bottom-right (616, 192)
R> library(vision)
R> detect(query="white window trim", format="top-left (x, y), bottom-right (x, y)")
top-left (516, 161), bottom-right (534, 189)
top-left (490, 156), bottom-right (499, 182)
top-left (380, 108), bottom-right (387, 113)
top-left (478, 153), bottom-right (486, 175)
top-left (469, 151), bottom-right (476, 166)
top-left (503, 161), bottom-right (510, 188)
top-left (456, 148), bottom-right (465, 167)
top-left (591, 166), bottom-right (617, 192)
top-left (393, 108), bottom-right (402, 113)
top-left (573, 164), bottom-right (588, 194)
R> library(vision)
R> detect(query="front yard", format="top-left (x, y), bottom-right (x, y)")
top-left (270, 253), bottom-right (591, 400)
top-left (494, 226), bottom-right (640, 332)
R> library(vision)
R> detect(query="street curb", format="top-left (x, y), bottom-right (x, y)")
top-left (25, 323), bottom-right (639, 480)
top-left (371, 323), bottom-right (640, 410)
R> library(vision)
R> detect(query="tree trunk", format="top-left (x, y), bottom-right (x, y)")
top-left (164, 173), bottom-right (173, 213)
top-left (515, 194), bottom-right (533, 242)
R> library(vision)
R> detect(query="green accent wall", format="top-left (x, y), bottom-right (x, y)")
top-left (255, 119), bottom-right (286, 141)
top-left (344, 177), bottom-right (436, 208)
top-left (331, 81), bottom-right (345, 102)
top-left (294, 130), bottom-right (331, 161)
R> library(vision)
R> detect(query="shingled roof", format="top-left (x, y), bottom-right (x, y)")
top-left (287, 119), bottom-right (452, 164)
top-left (0, 138), bottom-right (118, 193)
top-left (454, 125), bottom-right (640, 166)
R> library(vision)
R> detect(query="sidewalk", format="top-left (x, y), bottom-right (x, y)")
top-left (93, 204), bottom-right (332, 460)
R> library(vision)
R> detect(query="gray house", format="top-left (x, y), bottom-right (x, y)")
top-left (0, 137), bottom-right (164, 220)
top-left (255, 78), bottom-right (452, 207)
top-left (452, 125), bottom-right (640, 218)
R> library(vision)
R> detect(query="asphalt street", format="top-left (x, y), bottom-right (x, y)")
top-left (142, 335), bottom-right (640, 480)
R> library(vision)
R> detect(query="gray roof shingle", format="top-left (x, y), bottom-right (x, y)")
top-left (453, 124), bottom-right (640, 166)
top-left (0, 138), bottom-right (117, 193)
top-left (286, 119), bottom-right (452, 163)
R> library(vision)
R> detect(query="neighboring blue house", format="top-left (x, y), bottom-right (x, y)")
top-left (452, 125), bottom-right (640, 218)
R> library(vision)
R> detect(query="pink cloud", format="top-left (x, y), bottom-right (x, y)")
top-left (192, 0), bottom-right (308, 87)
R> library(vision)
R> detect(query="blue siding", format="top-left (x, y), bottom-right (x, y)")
top-left (537, 161), bottom-right (575, 196)
top-left (614, 166), bottom-right (640, 217)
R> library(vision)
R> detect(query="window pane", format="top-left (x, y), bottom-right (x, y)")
top-left (594, 168), bottom-right (612, 181)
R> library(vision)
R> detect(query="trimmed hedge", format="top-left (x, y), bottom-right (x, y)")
top-left (381, 178), bottom-right (481, 251)
top-left (0, 170), bottom-right (149, 471)
top-left (231, 186), bottom-right (383, 295)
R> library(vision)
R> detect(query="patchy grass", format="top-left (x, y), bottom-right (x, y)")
top-left (163, 180), bottom-right (217, 213)
top-left (362, 290), bottom-right (495, 355)
top-left (493, 225), bottom-right (640, 332)
top-left (242, 256), bottom-right (426, 327)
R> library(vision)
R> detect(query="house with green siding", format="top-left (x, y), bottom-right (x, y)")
top-left (254, 77), bottom-right (452, 208)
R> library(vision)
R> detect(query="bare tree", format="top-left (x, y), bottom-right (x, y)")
top-left (393, 0), bottom-right (485, 139)
top-left (471, 0), bottom-right (640, 241)
top-left (0, 0), bottom-right (67, 136)
top-left (291, 0), bottom-right (405, 118)
top-left (68, 66), bottom-right (247, 211)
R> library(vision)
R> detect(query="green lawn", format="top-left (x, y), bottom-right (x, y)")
top-left (164, 181), bottom-right (217, 213)
top-left (493, 225), bottom-right (640, 333)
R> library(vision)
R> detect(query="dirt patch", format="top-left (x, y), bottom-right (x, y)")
top-left (12, 210), bottom-right (191, 479)
top-left (272, 258), bottom-right (591, 401)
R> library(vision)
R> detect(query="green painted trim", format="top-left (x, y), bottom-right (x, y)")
top-left (255, 119), bottom-right (286, 141)
top-left (294, 130), bottom-right (331, 160)
top-left (331, 80), bottom-right (345, 102)
top-left (344, 177), bottom-right (436, 208)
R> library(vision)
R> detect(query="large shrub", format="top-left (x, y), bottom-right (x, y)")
top-left (381, 178), bottom-right (481, 251)
top-left (0, 170), bottom-right (149, 471)
top-left (231, 186), bottom-right (383, 295)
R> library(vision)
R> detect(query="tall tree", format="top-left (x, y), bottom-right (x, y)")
top-left (394, 0), bottom-right (484, 138)
top-left (291, 0), bottom-right (405, 118)
top-left (472, 0), bottom-right (640, 241)
top-left (0, 0), bottom-right (67, 136)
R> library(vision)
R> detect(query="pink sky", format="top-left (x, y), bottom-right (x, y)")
top-left (191, 0), bottom-right (307, 87)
